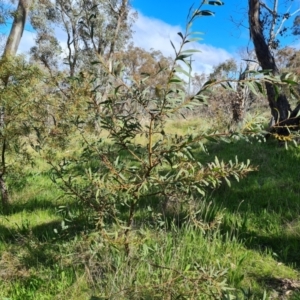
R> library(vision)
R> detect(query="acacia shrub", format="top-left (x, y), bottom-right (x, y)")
top-left (42, 5), bottom-right (256, 258)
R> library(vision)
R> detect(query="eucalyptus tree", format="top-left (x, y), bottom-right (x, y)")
top-left (30, 0), bottom-right (134, 76)
top-left (117, 44), bottom-right (173, 88)
top-left (28, 0), bottom-right (135, 138)
top-left (276, 47), bottom-right (300, 74)
top-left (0, 0), bottom-right (34, 210)
top-left (248, 0), bottom-right (300, 135)
top-left (208, 58), bottom-right (259, 124)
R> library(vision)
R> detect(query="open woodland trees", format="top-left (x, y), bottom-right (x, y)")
top-left (30, 0), bottom-right (135, 76)
top-left (2, 1), bottom-right (300, 298)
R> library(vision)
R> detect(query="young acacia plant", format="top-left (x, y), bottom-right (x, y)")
top-left (44, 1), bottom-right (255, 256)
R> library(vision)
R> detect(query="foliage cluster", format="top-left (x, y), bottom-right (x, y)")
top-left (37, 2), bottom-right (258, 260)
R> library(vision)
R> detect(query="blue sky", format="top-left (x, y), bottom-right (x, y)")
top-left (132, 0), bottom-right (250, 52)
top-left (1, 0), bottom-right (299, 74)
top-left (130, 1), bottom-right (239, 73)
top-left (130, 0), bottom-right (300, 73)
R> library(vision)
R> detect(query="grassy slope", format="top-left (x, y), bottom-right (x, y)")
top-left (1, 118), bottom-right (300, 299)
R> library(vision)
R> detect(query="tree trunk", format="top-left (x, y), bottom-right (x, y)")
top-left (231, 61), bottom-right (259, 125)
top-left (248, 0), bottom-right (291, 123)
top-left (232, 69), bottom-right (247, 124)
top-left (248, 0), bottom-right (300, 134)
top-left (0, 0), bottom-right (32, 212)
top-left (3, 0), bottom-right (32, 58)
top-left (0, 174), bottom-right (9, 214)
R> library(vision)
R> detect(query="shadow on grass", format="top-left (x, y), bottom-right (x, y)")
top-left (0, 224), bottom-right (18, 241)
top-left (0, 214), bottom-right (96, 245)
top-left (1, 192), bottom-right (81, 219)
top-left (193, 138), bottom-right (300, 268)
top-left (3, 199), bottom-right (59, 216)
top-left (244, 233), bottom-right (300, 267)
top-left (254, 276), bottom-right (300, 298)
top-left (196, 138), bottom-right (300, 213)
top-left (0, 220), bottom-right (63, 242)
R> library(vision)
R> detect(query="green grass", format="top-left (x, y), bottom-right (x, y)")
top-left (1, 117), bottom-right (300, 299)
top-left (200, 138), bottom-right (300, 277)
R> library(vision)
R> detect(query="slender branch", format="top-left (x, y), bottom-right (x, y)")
top-left (124, 196), bottom-right (136, 256)
top-left (148, 116), bottom-right (154, 168)
top-left (274, 8), bottom-right (300, 38)
top-left (107, 0), bottom-right (129, 72)
top-left (1, 138), bottom-right (6, 176)
top-left (260, 1), bottom-right (276, 16)
top-left (268, 0), bottom-right (278, 46)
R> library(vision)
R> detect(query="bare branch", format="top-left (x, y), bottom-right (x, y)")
top-left (274, 7), bottom-right (300, 38)
top-left (259, 1), bottom-right (276, 16)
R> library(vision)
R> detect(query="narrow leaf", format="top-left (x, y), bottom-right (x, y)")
top-left (174, 67), bottom-right (191, 77)
top-left (208, 1), bottom-right (224, 5)
top-left (195, 10), bottom-right (215, 17)
top-left (170, 40), bottom-right (177, 55)
top-left (177, 32), bottom-right (184, 40)
top-left (224, 177), bottom-right (231, 187)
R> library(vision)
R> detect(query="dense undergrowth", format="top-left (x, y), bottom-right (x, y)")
top-left (1, 117), bottom-right (300, 299)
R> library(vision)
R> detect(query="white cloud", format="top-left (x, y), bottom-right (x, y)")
top-left (13, 9), bottom-right (232, 75)
top-left (132, 11), bottom-right (233, 74)
top-left (17, 30), bottom-right (36, 55)
top-left (132, 13), bottom-right (182, 57)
